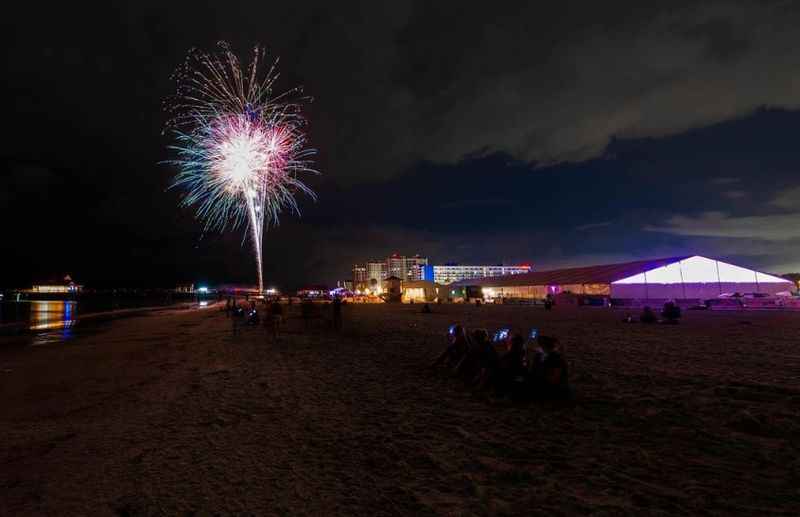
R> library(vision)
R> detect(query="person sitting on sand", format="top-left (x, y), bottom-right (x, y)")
top-left (455, 329), bottom-right (487, 385)
top-left (497, 333), bottom-right (527, 395)
top-left (421, 303), bottom-right (432, 314)
top-left (532, 336), bottom-right (571, 400)
top-left (640, 306), bottom-right (657, 324)
top-left (527, 336), bottom-right (548, 381)
top-left (475, 332), bottom-right (502, 391)
top-left (502, 334), bottom-right (527, 376)
top-left (432, 325), bottom-right (468, 369)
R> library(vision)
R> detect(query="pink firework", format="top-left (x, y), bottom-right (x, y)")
top-left (164, 42), bottom-right (317, 292)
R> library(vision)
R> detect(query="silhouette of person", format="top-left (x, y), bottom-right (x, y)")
top-left (332, 296), bottom-right (342, 330)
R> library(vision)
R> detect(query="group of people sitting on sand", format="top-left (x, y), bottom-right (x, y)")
top-left (623, 300), bottom-right (682, 325)
top-left (432, 324), bottom-right (571, 401)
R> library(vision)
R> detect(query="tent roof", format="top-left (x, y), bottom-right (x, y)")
top-left (451, 255), bottom-right (795, 288)
top-left (451, 256), bottom-right (694, 287)
top-left (452, 256), bottom-right (689, 287)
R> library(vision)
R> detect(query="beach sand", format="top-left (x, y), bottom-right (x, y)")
top-left (1, 303), bottom-right (798, 515)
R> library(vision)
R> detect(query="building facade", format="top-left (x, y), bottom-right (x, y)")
top-left (30, 274), bottom-right (82, 294)
top-left (367, 262), bottom-right (388, 286)
top-left (400, 280), bottom-right (439, 303)
top-left (407, 255), bottom-right (428, 281)
top-left (354, 254), bottom-right (429, 286)
top-left (352, 265), bottom-right (368, 291)
top-left (423, 264), bottom-right (531, 285)
top-left (354, 257), bottom-right (529, 288)
top-left (386, 254), bottom-right (428, 281)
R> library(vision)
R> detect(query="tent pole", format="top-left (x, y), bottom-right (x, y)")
top-left (679, 261), bottom-right (686, 300)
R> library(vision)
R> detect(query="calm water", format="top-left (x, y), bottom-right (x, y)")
top-left (0, 296), bottom-right (209, 346)
top-left (0, 300), bottom-right (82, 344)
top-left (1, 298), bottom-right (177, 324)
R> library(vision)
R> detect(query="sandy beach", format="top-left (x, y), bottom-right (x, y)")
top-left (1, 303), bottom-right (799, 515)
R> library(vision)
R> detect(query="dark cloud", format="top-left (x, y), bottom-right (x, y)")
top-left (710, 177), bottom-right (742, 185)
top-left (722, 190), bottom-right (748, 200)
top-left (6, 2), bottom-right (800, 177)
top-left (575, 222), bottom-right (613, 232)
top-left (682, 15), bottom-right (752, 62)
top-left (770, 187), bottom-right (800, 209)
top-left (3, 1), bottom-right (800, 287)
top-left (646, 211), bottom-right (800, 241)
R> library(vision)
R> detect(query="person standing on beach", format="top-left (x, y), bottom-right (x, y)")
top-left (267, 300), bottom-right (283, 340)
top-left (247, 300), bottom-right (260, 325)
top-left (231, 299), bottom-right (241, 337)
top-left (332, 296), bottom-right (342, 331)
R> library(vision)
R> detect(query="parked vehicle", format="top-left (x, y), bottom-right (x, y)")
top-left (707, 292), bottom-right (787, 310)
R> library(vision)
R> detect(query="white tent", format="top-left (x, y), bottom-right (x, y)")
top-left (610, 256), bottom-right (793, 299)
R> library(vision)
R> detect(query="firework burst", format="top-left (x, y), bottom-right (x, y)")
top-left (164, 42), bottom-right (317, 292)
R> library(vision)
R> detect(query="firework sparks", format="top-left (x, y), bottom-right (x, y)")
top-left (164, 42), bottom-right (317, 292)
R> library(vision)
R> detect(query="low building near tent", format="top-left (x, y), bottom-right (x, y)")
top-left (450, 255), bottom-right (795, 305)
top-left (382, 276), bottom-right (402, 303)
top-left (400, 280), bottom-right (440, 303)
top-left (442, 285), bottom-right (483, 303)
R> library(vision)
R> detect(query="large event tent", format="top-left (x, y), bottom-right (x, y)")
top-left (450, 255), bottom-right (795, 301)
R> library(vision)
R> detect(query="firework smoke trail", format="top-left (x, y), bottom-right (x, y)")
top-left (164, 43), bottom-right (317, 292)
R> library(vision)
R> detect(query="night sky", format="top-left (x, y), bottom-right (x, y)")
top-left (3, 1), bottom-right (800, 289)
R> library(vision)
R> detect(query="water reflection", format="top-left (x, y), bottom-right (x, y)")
top-left (26, 301), bottom-right (77, 345)
top-left (29, 300), bottom-right (77, 330)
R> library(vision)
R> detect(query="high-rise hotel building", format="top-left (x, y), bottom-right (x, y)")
top-left (422, 264), bottom-right (531, 285)
top-left (367, 262), bottom-right (388, 284)
top-left (354, 254), bottom-right (531, 288)
top-left (352, 264), bottom-right (369, 290)
top-left (354, 254), bottom-right (429, 288)
top-left (387, 254), bottom-right (428, 281)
